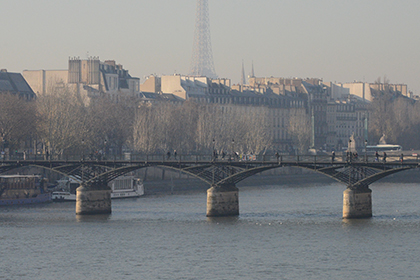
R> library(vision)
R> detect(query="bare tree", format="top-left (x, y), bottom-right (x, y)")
top-left (167, 101), bottom-right (199, 153)
top-left (36, 85), bottom-right (88, 157)
top-left (234, 106), bottom-right (271, 155)
top-left (88, 97), bottom-right (135, 156)
top-left (0, 93), bottom-right (36, 152)
top-left (133, 101), bottom-right (171, 154)
top-left (288, 108), bottom-right (311, 154)
top-left (196, 104), bottom-right (272, 155)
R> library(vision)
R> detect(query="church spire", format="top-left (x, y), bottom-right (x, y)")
top-left (241, 60), bottom-right (246, 86)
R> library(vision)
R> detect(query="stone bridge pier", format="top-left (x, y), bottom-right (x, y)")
top-left (342, 186), bottom-right (372, 219)
top-left (76, 181), bottom-right (112, 215)
top-left (206, 183), bottom-right (239, 217)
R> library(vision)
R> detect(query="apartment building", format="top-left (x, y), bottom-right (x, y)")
top-left (23, 58), bottom-right (140, 102)
top-left (0, 69), bottom-right (36, 100)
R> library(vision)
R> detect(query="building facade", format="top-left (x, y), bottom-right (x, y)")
top-left (23, 58), bottom-right (140, 102)
top-left (0, 69), bottom-right (36, 100)
top-left (142, 74), bottom-right (308, 152)
top-left (326, 99), bottom-right (369, 151)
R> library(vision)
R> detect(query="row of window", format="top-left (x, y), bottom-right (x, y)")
top-left (112, 178), bottom-right (132, 190)
top-left (209, 96), bottom-right (304, 108)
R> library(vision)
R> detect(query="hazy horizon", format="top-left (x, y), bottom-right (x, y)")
top-left (1, 0), bottom-right (419, 93)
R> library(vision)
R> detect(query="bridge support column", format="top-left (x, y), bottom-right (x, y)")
top-left (206, 184), bottom-right (239, 217)
top-left (342, 187), bottom-right (372, 219)
top-left (76, 183), bottom-right (111, 215)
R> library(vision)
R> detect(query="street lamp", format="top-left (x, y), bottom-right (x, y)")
top-left (212, 138), bottom-right (215, 161)
top-left (232, 139), bottom-right (235, 161)
top-left (81, 138), bottom-right (85, 182)
top-left (1, 138), bottom-right (4, 160)
top-left (348, 139), bottom-right (352, 163)
top-left (82, 139), bottom-right (85, 160)
top-left (104, 139), bottom-right (107, 160)
top-left (364, 139), bottom-right (368, 162)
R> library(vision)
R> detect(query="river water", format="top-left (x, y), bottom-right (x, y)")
top-left (1, 181), bottom-right (420, 279)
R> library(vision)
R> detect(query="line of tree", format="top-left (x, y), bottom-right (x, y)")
top-left (2, 81), bottom-right (419, 157)
top-left (369, 91), bottom-right (420, 150)
top-left (0, 87), bottom-right (135, 158)
top-left (0, 87), bottom-right (275, 158)
top-left (132, 101), bottom-right (273, 155)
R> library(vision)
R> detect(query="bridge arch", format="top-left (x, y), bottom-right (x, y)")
top-left (0, 161), bottom-right (417, 189)
top-left (1, 159), bottom-right (418, 219)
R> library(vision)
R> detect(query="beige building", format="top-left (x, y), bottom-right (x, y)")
top-left (158, 75), bottom-right (230, 100)
top-left (140, 75), bottom-right (161, 93)
top-left (335, 81), bottom-right (409, 102)
top-left (326, 99), bottom-right (369, 151)
top-left (247, 76), bottom-right (328, 149)
top-left (323, 82), bottom-right (370, 151)
top-left (23, 58), bottom-right (140, 102)
top-left (23, 70), bottom-right (69, 95)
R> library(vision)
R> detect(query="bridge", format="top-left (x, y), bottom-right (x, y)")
top-left (1, 154), bottom-right (419, 219)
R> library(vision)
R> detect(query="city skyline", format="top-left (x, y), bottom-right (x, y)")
top-left (1, 0), bottom-right (420, 93)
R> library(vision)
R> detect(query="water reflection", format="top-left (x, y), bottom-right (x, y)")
top-left (75, 213), bottom-right (112, 222)
top-left (206, 216), bottom-right (239, 224)
top-left (341, 217), bottom-right (372, 228)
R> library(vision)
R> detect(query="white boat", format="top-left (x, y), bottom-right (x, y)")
top-left (52, 175), bottom-right (144, 201)
top-left (110, 176), bottom-right (144, 199)
top-left (51, 191), bottom-right (76, 201)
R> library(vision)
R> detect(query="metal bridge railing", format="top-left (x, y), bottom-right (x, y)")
top-left (2, 153), bottom-right (419, 165)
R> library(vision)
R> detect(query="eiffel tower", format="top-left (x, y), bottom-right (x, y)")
top-left (190, 0), bottom-right (217, 78)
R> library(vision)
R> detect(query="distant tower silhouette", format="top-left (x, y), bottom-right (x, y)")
top-left (190, 0), bottom-right (217, 78)
top-left (250, 60), bottom-right (255, 78)
top-left (240, 60), bottom-right (246, 86)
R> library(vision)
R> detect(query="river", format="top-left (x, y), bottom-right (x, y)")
top-left (1, 181), bottom-right (420, 279)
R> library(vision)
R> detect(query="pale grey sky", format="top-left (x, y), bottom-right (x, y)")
top-left (2, 0), bottom-right (420, 93)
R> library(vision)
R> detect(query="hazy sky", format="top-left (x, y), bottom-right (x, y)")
top-left (2, 0), bottom-right (420, 93)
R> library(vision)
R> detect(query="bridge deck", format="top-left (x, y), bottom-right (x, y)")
top-left (1, 155), bottom-right (418, 189)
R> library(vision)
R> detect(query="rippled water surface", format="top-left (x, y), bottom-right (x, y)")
top-left (1, 182), bottom-right (420, 279)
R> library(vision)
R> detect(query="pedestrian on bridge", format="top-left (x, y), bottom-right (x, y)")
top-left (213, 149), bottom-right (218, 159)
top-left (375, 151), bottom-right (379, 162)
top-left (400, 153), bottom-right (404, 163)
top-left (331, 151), bottom-right (335, 162)
top-left (346, 151), bottom-right (351, 163)
top-left (167, 151), bottom-right (171, 159)
top-left (383, 152), bottom-right (387, 163)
